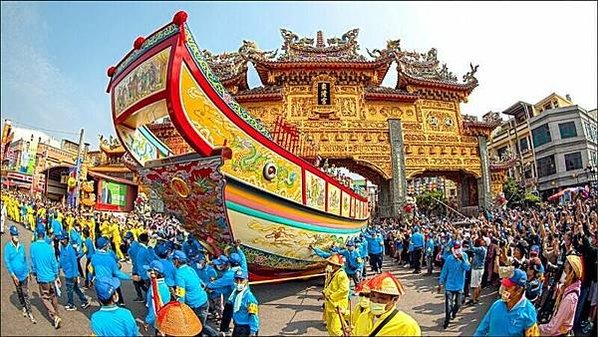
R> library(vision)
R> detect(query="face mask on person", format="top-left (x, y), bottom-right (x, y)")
top-left (359, 296), bottom-right (370, 308)
top-left (325, 265), bottom-right (333, 273)
top-left (369, 301), bottom-right (387, 316)
top-left (236, 283), bottom-right (246, 292)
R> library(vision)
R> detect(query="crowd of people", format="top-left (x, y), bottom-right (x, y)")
top-left (2, 185), bottom-right (598, 336)
top-left (1, 190), bottom-right (259, 336)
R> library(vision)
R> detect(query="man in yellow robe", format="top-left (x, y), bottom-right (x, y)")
top-left (357, 272), bottom-right (421, 336)
top-left (350, 279), bottom-right (373, 336)
top-left (322, 254), bottom-right (350, 336)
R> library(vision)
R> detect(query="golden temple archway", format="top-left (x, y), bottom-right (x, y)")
top-left (202, 29), bottom-right (499, 217)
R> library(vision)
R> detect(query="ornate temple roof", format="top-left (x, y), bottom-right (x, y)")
top-left (202, 28), bottom-right (479, 95)
top-left (364, 86), bottom-right (419, 102)
top-left (234, 86), bottom-right (284, 103)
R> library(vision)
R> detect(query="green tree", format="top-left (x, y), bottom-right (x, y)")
top-left (503, 177), bottom-right (524, 207)
top-left (416, 190), bottom-right (447, 216)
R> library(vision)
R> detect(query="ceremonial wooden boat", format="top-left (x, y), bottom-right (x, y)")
top-left (106, 11), bottom-right (370, 281)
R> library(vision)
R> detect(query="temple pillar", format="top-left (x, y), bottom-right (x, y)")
top-left (387, 119), bottom-right (408, 217)
top-left (478, 136), bottom-right (491, 209)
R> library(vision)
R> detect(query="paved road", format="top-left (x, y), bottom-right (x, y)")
top-left (1, 220), bottom-right (496, 336)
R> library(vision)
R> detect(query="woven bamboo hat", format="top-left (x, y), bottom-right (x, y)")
top-left (369, 272), bottom-right (406, 296)
top-left (156, 301), bottom-right (202, 336)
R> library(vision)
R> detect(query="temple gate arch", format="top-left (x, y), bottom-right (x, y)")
top-left (200, 29), bottom-right (498, 217)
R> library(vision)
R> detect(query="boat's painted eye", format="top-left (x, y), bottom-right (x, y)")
top-left (263, 163), bottom-right (277, 181)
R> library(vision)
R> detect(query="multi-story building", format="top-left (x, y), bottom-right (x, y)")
top-left (488, 93), bottom-right (597, 197)
top-left (530, 106), bottom-right (597, 196)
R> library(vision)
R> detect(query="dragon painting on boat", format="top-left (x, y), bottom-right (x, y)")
top-left (106, 11), bottom-right (370, 281)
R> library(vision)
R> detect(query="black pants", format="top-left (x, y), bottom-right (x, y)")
top-left (369, 253), bottom-right (382, 273)
top-left (232, 324), bottom-right (256, 337)
top-left (53, 238), bottom-right (60, 260)
top-left (133, 278), bottom-right (148, 299)
top-left (413, 248), bottom-right (423, 273)
top-left (220, 301), bottom-right (234, 332)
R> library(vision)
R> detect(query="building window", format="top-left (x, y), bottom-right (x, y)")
top-left (559, 121), bottom-right (577, 139)
top-left (590, 151), bottom-right (597, 166)
top-left (553, 100), bottom-right (559, 108)
top-left (543, 103), bottom-right (552, 111)
top-left (519, 137), bottom-right (529, 153)
top-left (532, 124), bottom-right (552, 147)
top-left (497, 146), bottom-right (509, 159)
top-left (537, 155), bottom-right (556, 178)
top-left (564, 152), bottom-right (583, 171)
top-left (585, 121), bottom-right (598, 142)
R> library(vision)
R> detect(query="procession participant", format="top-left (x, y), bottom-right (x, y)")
top-left (207, 255), bottom-right (236, 335)
top-left (173, 250), bottom-right (218, 336)
top-left (69, 221), bottom-right (85, 278)
top-left (321, 254), bottom-right (350, 336)
top-left (539, 255), bottom-right (583, 336)
top-left (57, 232), bottom-right (90, 311)
top-left (332, 239), bottom-right (364, 287)
top-left (155, 301), bottom-right (203, 337)
top-left (90, 236), bottom-right (130, 306)
top-left (209, 255), bottom-right (233, 320)
top-left (143, 260), bottom-right (172, 334)
top-left (3, 225), bottom-right (36, 323)
top-left (361, 272), bottom-right (421, 336)
top-left (438, 240), bottom-right (470, 329)
top-left (182, 233), bottom-right (204, 261)
top-left (425, 232), bottom-right (436, 275)
top-left (100, 214), bottom-right (111, 239)
top-left (109, 216), bottom-right (125, 261)
top-left (133, 232), bottom-right (154, 302)
top-left (467, 238), bottom-right (487, 305)
top-left (50, 213), bottom-right (63, 259)
top-left (86, 213), bottom-right (96, 242)
top-left (356, 237), bottom-right (369, 277)
top-left (410, 226), bottom-right (425, 274)
top-left (350, 280), bottom-right (373, 336)
top-left (473, 268), bottom-right (539, 337)
top-left (154, 242), bottom-right (177, 289)
top-left (192, 255), bottom-right (218, 286)
top-left (90, 276), bottom-right (139, 336)
top-left (525, 257), bottom-right (544, 305)
top-left (82, 227), bottom-right (95, 288)
top-left (364, 230), bottom-right (385, 274)
top-left (30, 223), bottom-right (62, 329)
top-left (228, 270), bottom-right (259, 337)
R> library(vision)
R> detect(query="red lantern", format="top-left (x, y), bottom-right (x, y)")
top-left (107, 66), bottom-right (116, 77)
top-left (133, 37), bottom-right (145, 50)
top-left (172, 11), bottom-right (188, 26)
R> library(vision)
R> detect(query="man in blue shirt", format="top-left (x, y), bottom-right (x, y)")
top-left (173, 250), bottom-right (218, 336)
top-left (438, 240), bottom-right (470, 329)
top-left (134, 233), bottom-right (155, 302)
top-left (91, 236), bottom-right (130, 306)
top-left (58, 232), bottom-right (90, 311)
top-left (410, 226), bottom-right (425, 274)
top-left (473, 269), bottom-right (539, 337)
top-left (363, 230), bottom-right (384, 274)
top-left (125, 231), bottom-right (143, 301)
top-left (4, 225), bottom-right (36, 323)
top-left (331, 240), bottom-right (364, 287)
top-left (154, 242), bottom-right (176, 289)
top-left (30, 223), bottom-right (62, 329)
top-left (82, 227), bottom-right (95, 288)
top-left (50, 214), bottom-right (63, 260)
top-left (230, 270), bottom-right (259, 337)
top-left (90, 277), bottom-right (139, 336)
top-left (425, 233), bottom-right (436, 276)
top-left (143, 260), bottom-right (172, 334)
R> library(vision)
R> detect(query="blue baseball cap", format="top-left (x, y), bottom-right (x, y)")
top-left (35, 224), bottom-right (46, 235)
top-left (124, 231), bottom-right (134, 239)
top-left (154, 243), bottom-right (169, 258)
top-left (234, 269), bottom-right (248, 280)
top-left (96, 237), bottom-right (110, 249)
top-left (229, 253), bottom-right (241, 265)
top-left (143, 260), bottom-right (164, 274)
top-left (213, 255), bottom-right (229, 266)
top-left (452, 240), bottom-right (462, 249)
top-left (502, 268), bottom-right (527, 287)
top-left (172, 250), bottom-right (187, 262)
top-left (530, 245), bottom-right (540, 255)
top-left (9, 225), bottom-right (18, 236)
top-left (346, 240), bottom-right (355, 247)
top-left (95, 277), bottom-right (120, 302)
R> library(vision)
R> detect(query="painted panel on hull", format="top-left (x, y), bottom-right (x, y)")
top-left (327, 184), bottom-right (341, 216)
top-left (227, 207), bottom-right (357, 262)
top-left (179, 64), bottom-right (303, 203)
top-left (136, 155), bottom-right (232, 251)
top-left (305, 171), bottom-right (326, 211)
top-left (350, 197), bottom-right (356, 218)
top-left (114, 47), bottom-right (170, 117)
top-left (341, 192), bottom-right (350, 218)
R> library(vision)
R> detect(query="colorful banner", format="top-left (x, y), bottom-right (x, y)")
top-left (101, 181), bottom-right (127, 206)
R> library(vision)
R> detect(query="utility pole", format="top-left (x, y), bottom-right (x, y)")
top-left (73, 128), bottom-right (85, 208)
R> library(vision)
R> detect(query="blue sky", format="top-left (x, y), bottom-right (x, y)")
top-left (1, 1), bottom-right (596, 147)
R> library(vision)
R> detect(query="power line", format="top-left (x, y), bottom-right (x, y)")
top-left (9, 120), bottom-right (80, 136)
